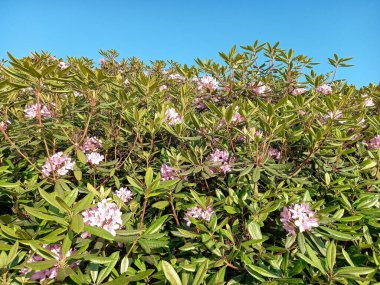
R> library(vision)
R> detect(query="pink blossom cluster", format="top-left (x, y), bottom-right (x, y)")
top-left (321, 110), bottom-right (344, 124)
top-left (73, 91), bottom-right (84, 97)
top-left (160, 163), bottom-right (179, 181)
top-left (268, 148), bottom-right (282, 160)
top-left (280, 203), bottom-right (319, 235)
top-left (250, 82), bottom-right (271, 96)
top-left (159, 85), bottom-right (168, 91)
top-left (86, 152), bottom-right (104, 165)
top-left (291, 87), bottom-right (307, 96)
top-left (197, 75), bottom-right (219, 92)
top-left (81, 199), bottom-right (123, 237)
top-left (207, 149), bottom-right (232, 174)
top-left (24, 104), bottom-right (52, 119)
top-left (19, 244), bottom-right (77, 281)
top-left (165, 108), bottom-right (183, 125)
top-left (100, 58), bottom-right (106, 65)
top-left (168, 73), bottom-right (185, 81)
top-left (0, 121), bottom-right (7, 131)
top-left (81, 136), bottom-right (102, 152)
top-left (116, 187), bottom-right (133, 203)
top-left (42, 152), bottom-right (75, 177)
top-left (81, 137), bottom-right (104, 165)
top-left (367, 135), bottom-right (380, 150)
top-left (184, 205), bottom-right (214, 226)
top-left (316, 84), bottom-right (332, 95)
top-left (58, 61), bottom-right (69, 69)
top-left (361, 94), bottom-right (375, 107)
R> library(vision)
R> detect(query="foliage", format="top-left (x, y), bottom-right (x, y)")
top-left (0, 42), bottom-right (379, 284)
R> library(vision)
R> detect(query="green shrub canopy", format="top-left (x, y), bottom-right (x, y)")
top-left (0, 42), bottom-right (379, 284)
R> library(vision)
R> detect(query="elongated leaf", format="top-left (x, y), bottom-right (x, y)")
top-left (162, 261), bottom-right (182, 285)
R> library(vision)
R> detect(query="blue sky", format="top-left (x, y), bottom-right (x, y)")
top-left (1, 0), bottom-right (379, 86)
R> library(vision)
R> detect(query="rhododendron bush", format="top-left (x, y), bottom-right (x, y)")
top-left (0, 42), bottom-right (379, 284)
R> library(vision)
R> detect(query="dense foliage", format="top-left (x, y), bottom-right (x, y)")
top-left (0, 42), bottom-right (379, 284)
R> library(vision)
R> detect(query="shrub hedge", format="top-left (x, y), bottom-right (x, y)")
top-left (0, 42), bottom-right (379, 284)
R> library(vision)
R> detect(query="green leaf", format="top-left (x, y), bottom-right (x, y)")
top-left (162, 261), bottom-right (182, 285)
top-left (144, 215), bottom-right (168, 235)
top-left (23, 206), bottom-right (68, 225)
top-left (336, 267), bottom-right (375, 276)
top-left (246, 264), bottom-right (279, 279)
top-left (71, 214), bottom-right (84, 233)
top-left (247, 221), bottom-right (262, 240)
top-left (77, 149), bottom-right (87, 164)
top-left (120, 255), bottom-right (129, 274)
top-left (84, 225), bottom-right (114, 241)
top-left (192, 259), bottom-right (209, 285)
top-left (326, 241), bottom-right (336, 271)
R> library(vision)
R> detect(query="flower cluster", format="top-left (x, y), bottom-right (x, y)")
top-left (280, 203), bottom-right (319, 235)
top-left (165, 108), bottom-right (183, 125)
top-left (81, 137), bottom-right (104, 165)
top-left (291, 87), bottom-right (307, 96)
top-left (207, 149), bottom-right (232, 173)
top-left (159, 85), bottom-right (168, 91)
top-left (82, 199), bottom-right (123, 237)
top-left (168, 73), bottom-right (185, 81)
top-left (160, 164), bottom-right (178, 181)
top-left (316, 84), bottom-right (332, 95)
top-left (58, 61), bottom-right (69, 69)
top-left (41, 152), bottom-right (75, 177)
top-left (367, 135), bottom-right (380, 150)
top-left (268, 148), bottom-right (282, 160)
top-left (86, 152), bottom-right (104, 165)
top-left (250, 82), bottom-right (271, 96)
top-left (0, 121), bottom-right (7, 131)
top-left (19, 244), bottom-right (77, 281)
top-left (361, 94), bottom-right (375, 107)
top-left (184, 206), bottom-right (214, 226)
top-left (81, 136), bottom-right (102, 152)
top-left (197, 75), bottom-right (219, 92)
top-left (24, 104), bottom-right (52, 119)
top-left (73, 91), bottom-right (84, 97)
top-left (116, 187), bottom-right (133, 203)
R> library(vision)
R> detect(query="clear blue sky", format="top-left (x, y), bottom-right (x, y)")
top-left (1, 0), bottom-right (379, 86)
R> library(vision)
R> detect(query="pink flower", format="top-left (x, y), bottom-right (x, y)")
top-left (291, 87), bottom-right (307, 96)
top-left (268, 148), bottom-right (282, 160)
top-left (24, 104), bottom-right (52, 119)
top-left (361, 94), bottom-right (375, 107)
top-left (73, 91), bottom-right (84, 97)
top-left (280, 203), bottom-right (319, 235)
top-left (58, 61), bottom-right (69, 69)
top-left (208, 149), bottom-right (232, 174)
top-left (19, 244), bottom-right (78, 281)
top-left (316, 84), bottom-right (332, 95)
top-left (81, 137), bottom-right (103, 153)
top-left (116, 187), bottom-right (133, 203)
top-left (100, 58), bottom-right (106, 65)
top-left (86, 152), bottom-right (104, 165)
top-left (165, 108), bottom-right (183, 125)
top-left (159, 85), bottom-right (168, 91)
top-left (82, 199), bottom-right (123, 236)
top-left (0, 121), bottom-right (7, 131)
top-left (250, 82), bottom-right (271, 96)
top-left (197, 76), bottom-right (219, 92)
top-left (42, 152), bottom-right (75, 177)
top-left (184, 205), bottom-right (214, 226)
top-left (368, 135), bottom-right (380, 150)
top-left (161, 164), bottom-right (177, 181)
top-left (168, 73), bottom-right (185, 81)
